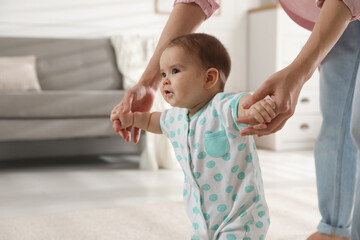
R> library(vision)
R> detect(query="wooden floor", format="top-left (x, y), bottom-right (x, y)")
top-left (0, 149), bottom-right (317, 220)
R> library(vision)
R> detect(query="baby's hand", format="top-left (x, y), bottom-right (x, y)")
top-left (110, 110), bottom-right (134, 131)
top-left (247, 97), bottom-right (276, 128)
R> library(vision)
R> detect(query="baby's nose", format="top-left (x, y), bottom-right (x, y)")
top-left (163, 78), bottom-right (170, 85)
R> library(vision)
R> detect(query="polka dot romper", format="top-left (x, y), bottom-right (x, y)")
top-left (160, 92), bottom-right (270, 240)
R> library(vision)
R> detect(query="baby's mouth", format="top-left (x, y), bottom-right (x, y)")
top-left (164, 90), bottom-right (174, 96)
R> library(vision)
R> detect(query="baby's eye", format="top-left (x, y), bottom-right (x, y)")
top-left (172, 68), bottom-right (180, 74)
top-left (161, 72), bottom-right (166, 78)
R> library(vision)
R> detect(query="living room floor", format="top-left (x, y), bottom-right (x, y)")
top-left (0, 149), bottom-right (320, 238)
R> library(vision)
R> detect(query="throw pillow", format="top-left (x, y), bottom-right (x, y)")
top-left (0, 56), bottom-right (41, 91)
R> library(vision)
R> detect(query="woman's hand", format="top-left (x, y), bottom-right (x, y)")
top-left (111, 83), bottom-right (156, 143)
top-left (237, 64), bottom-right (306, 136)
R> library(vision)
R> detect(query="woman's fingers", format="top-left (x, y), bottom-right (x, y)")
top-left (121, 90), bottom-right (134, 113)
top-left (133, 127), bottom-right (141, 144)
top-left (240, 112), bottom-right (290, 136)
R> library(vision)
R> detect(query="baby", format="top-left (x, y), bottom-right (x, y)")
top-left (111, 33), bottom-right (275, 240)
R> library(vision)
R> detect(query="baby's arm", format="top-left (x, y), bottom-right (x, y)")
top-left (238, 94), bottom-right (276, 127)
top-left (113, 111), bottom-right (162, 134)
top-left (133, 112), bottom-right (162, 134)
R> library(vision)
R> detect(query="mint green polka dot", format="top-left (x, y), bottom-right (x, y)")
top-left (163, 119), bottom-right (168, 126)
top-left (193, 142), bottom-right (199, 149)
top-left (237, 144), bottom-right (246, 151)
top-left (226, 234), bottom-right (236, 240)
top-left (181, 144), bottom-right (184, 150)
top-left (217, 204), bottom-right (227, 212)
top-left (183, 189), bottom-right (188, 196)
top-left (243, 238), bottom-right (251, 240)
top-left (211, 224), bottom-right (219, 231)
top-left (219, 93), bottom-right (226, 100)
top-left (184, 123), bottom-right (188, 130)
top-left (193, 206), bottom-right (200, 214)
top-left (214, 173), bottom-right (223, 182)
top-left (191, 235), bottom-right (200, 240)
top-left (172, 141), bottom-right (179, 148)
top-left (169, 116), bottom-right (174, 123)
top-left (228, 95), bottom-right (235, 99)
top-left (204, 213), bottom-right (210, 220)
top-left (200, 195), bottom-right (203, 206)
top-left (200, 117), bottom-right (206, 125)
top-left (253, 194), bottom-right (261, 203)
top-left (246, 153), bottom-right (253, 163)
top-left (197, 152), bottom-right (206, 159)
top-left (206, 160), bottom-right (216, 168)
top-left (177, 114), bottom-right (183, 121)
top-left (256, 221), bottom-right (264, 228)
top-left (193, 222), bottom-right (199, 230)
top-left (226, 186), bottom-right (234, 193)
top-left (268, 218), bottom-right (271, 224)
top-left (258, 211), bottom-right (266, 218)
top-left (188, 129), bottom-right (195, 136)
top-left (222, 153), bottom-right (231, 161)
top-left (238, 204), bottom-right (245, 210)
top-left (193, 172), bottom-right (201, 179)
top-left (228, 133), bottom-right (237, 139)
top-left (177, 128), bottom-right (181, 135)
top-left (202, 184), bottom-right (211, 191)
top-left (245, 224), bottom-right (250, 232)
top-left (246, 219), bottom-right (254, 225)
top-left (237, 172), bottom-right (245, 180)
top-left (239, 210), bottom-right (247, 217)
top-left (245, 185), bottom-right (255, 193)
top-left (176, 155), bottom-right (182, 161)
top-left (170, 131), bottom-right (176, 138)
top-left (209, 194), bottom-right (218, 202)
top-left (260, 234), bottom-right (265, 240)
top-left (224, 227), bottom-right (232, 231)
top-left (256, 204), bottom-right (263, 209)
top-left (232, 194), bottom-right (238, 201)
top-left (212, 109), bottom-right (219, 117)
top-left (231, 165), bottom-right (239, 173)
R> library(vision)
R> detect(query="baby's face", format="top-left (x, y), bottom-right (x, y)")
top-left (159, 46), bottom-right (207, 108)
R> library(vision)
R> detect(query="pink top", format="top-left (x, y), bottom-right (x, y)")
top-left (174, 0), bottom-right (360, 30)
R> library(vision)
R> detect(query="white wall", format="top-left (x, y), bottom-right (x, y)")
top-left (0, 0), bottom-right (266, 91)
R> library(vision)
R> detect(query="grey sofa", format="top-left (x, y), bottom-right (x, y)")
top-left (0, 37), bottom-right (144, 160)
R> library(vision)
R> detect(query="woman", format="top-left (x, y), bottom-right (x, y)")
top-left (111, 0), bottom-right (360, 239)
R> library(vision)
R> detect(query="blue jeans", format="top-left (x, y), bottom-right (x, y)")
top-left (314, 20), bottom-right (360, 238)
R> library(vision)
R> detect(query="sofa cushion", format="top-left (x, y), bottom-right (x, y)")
top-left (0, 90), bottom-right (124, 118)
top-left (0, 38), bottom-right (122, 90)
top-left (0, 56), bottom-right (41, 91)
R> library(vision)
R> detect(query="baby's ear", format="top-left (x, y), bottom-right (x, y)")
top-left (204, 68), bottom-right (219, 90)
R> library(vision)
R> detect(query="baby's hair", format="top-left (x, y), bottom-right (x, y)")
top-left (167, 33), bottom-right (231, 89)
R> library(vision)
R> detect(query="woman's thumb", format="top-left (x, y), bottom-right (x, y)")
top-left (122, 91), bottom-right (134, 113)
top-left (242, 85), bottom-right (270, 109)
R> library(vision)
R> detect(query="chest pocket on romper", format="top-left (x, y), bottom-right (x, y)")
top-left (204, 129), bottom-right (230, 158)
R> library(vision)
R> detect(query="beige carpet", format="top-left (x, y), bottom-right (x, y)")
top-left (0, 189), bottom-right (320, 240)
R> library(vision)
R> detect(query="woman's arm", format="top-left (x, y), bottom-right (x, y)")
top-left (140, 2), bottom-right (207, 89)
top-left (238, 0), bottom-right (352, 136)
